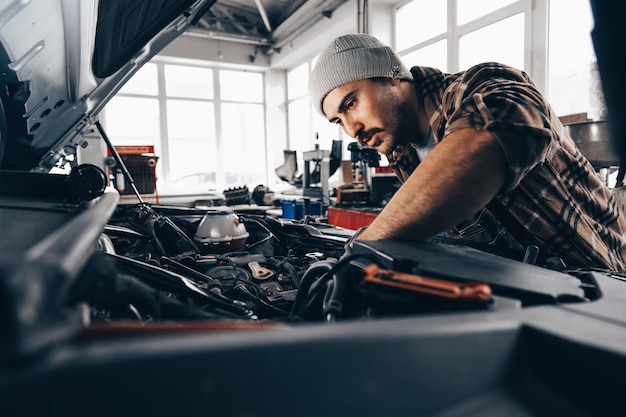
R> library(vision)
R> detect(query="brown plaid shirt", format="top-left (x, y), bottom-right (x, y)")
top-left (386, 63), bottom-right (626, 271)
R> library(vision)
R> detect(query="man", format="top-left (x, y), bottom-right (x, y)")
top-left (308, 33), bottom-right (626, 271)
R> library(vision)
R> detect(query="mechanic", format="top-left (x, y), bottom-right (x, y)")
top-left (308, 33), bottom-right (626, 272)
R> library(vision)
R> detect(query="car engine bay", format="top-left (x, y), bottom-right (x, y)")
top-left (69, 195), bottom-right (604, 329)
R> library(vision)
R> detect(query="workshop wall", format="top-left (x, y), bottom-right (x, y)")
top-left (161, 33), bottom-right (270, 67)
top-left (270, 1), bottom-right (395, 70)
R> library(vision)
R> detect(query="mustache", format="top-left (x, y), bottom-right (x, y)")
top-left (356, 128), bottom-right (383, 144)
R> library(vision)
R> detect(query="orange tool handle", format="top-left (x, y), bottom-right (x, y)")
top-left (362, 264), bottom-right (492, 302)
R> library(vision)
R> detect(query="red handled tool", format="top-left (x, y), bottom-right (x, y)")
top-left (362, 264), bottom-right (493, 304)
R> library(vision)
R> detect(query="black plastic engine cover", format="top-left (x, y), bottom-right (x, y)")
top-left (350, 238), bottom-right (587, 305)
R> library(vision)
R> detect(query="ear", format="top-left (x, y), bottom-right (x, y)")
top-left (390, 77), bottom-right (401, 86)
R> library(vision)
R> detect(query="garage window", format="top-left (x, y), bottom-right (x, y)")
top-left (287, 62), bottom-right (343, 157)
top-left (395, 0), bottom-right (531, 74)
top-left (104, 62), bottom-right (267, 195)
top-left (395, 0), bottom-right (600, 119)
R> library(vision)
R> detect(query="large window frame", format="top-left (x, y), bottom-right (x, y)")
top-left (394, 0), bottom-right (599, 119)
top-left (394, 0), bottom-right (547, 92)
top-left (103, 58), bottom-right (268, 195)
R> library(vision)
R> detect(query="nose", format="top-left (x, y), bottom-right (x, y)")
top-left (343, 115), bottom-right (363, 139)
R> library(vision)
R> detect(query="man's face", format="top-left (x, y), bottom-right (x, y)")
top-left (322, 78), bottom-right (407, 155)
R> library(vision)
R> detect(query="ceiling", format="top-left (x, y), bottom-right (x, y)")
top-left (190, 0), bottom-right (349, 54)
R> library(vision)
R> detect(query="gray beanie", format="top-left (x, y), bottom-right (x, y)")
top-left (308, 33), bottom-right (413, 115)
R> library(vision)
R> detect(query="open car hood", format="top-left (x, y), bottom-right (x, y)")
top-left (0, 0), bottom-right (216, 172)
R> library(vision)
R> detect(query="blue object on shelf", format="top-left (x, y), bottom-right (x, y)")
top-left (281, 199), bottom-right (321, 220)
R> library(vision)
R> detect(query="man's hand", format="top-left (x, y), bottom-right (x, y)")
top-left (357, 127), bottom-right (507, 241)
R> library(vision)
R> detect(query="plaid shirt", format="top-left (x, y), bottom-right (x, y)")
top-left (386, 63), bottom-right (626, 271)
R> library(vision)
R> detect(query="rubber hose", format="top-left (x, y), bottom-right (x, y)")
top-left (322, 267), bottom-right (351, 319)
top-left (289, 259), bottom-right (337, 318)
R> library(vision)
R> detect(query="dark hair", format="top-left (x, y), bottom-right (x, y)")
top-left (369, 77), bottom-right (392, 83)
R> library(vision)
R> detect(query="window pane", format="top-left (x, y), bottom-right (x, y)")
top-left (221, 103), bottom-right (267, 187)
top-left (312, 114), bottom-right (342, 151)
top-left (119, 63), bottom-right (158, 95)
top-left (165, 65), bottom-right (213, 99)
top-left (288, 96), bottom-right (312, 164)
top-left (220, 70), bottom-right (263, 102)
top-left (104, 96), bottom-right (160, 146)
top-left (457, 0), bottom-right (518, 25)
top-left (401, 39), bottom-right (448, 72)
top-left (288, 62), bottom-right (309, 99)
top-left (548, 0), bottom-right (602, 119)
top-left (459, 13), bottom-right (524, 71)
top-left (396, 0), bottom-right (446, 51)
top-left (167, 100), bottom-right (218, 189)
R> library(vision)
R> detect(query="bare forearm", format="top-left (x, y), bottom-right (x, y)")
top-left (358, 128), bottom-right (507, 241)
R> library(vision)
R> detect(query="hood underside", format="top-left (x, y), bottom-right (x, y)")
top-left (0, 0), bottom-right (215, 172)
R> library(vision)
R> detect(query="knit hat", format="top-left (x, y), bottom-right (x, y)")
top-left (308, 33), bottom-right (413, 115)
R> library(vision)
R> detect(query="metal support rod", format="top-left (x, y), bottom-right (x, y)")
top-left (94, 120), bottom-right (144, 204)
top-left (254, 0), bottom-right (272, 32)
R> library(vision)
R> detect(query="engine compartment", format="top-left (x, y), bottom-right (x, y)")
top-left (78, 205), bottom-right (347, 324)
top-left (67, 202), bottom-right (602, 331)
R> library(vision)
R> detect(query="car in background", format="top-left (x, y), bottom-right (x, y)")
top-left (0, 1), bottom-right (625, 416)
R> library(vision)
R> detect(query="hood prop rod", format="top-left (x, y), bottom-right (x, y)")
top-left (94, 120), bottom-right (145, 205)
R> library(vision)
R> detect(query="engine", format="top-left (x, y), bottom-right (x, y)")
top-left (69, 203), bottom-right (601, 329)
top-left (72, 204), bottom-right (350, 324)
